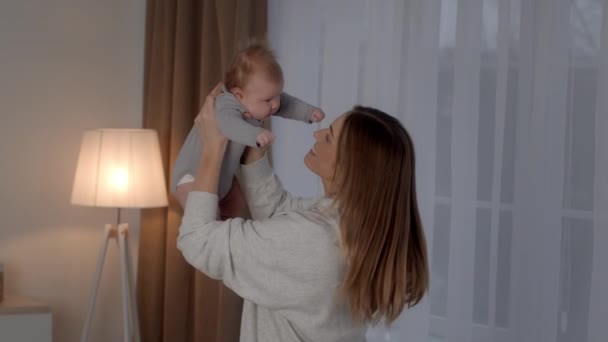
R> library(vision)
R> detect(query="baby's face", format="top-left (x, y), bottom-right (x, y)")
top-left (237, 74), bottom-right (283, 120)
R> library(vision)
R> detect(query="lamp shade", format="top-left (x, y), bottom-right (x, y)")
top-left (71, 129), bottom-right (168, 208)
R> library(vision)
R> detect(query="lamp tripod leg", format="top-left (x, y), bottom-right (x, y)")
top-left (119, 223), bottom-right (141, 342)
top-left (80, 224), bottom-right (114, 342)
top-left (117, 224), bottom-right (132, 342)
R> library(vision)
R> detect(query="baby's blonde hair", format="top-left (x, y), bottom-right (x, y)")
top-left (224, 40), bottom-right (284, 90)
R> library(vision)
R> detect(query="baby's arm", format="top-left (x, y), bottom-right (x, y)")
top-left (275, 93), bottom-right (323, 123)
top-left (216, 103), bottom-right (264, 148)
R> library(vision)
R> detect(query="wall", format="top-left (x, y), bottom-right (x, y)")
top-left (0, 0), bottom-right (146, 341)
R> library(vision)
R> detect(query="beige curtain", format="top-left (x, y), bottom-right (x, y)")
top-left (136, 1), bottom-right (266, 341)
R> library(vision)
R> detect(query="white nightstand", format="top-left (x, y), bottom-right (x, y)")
top-left (0, 294), bottom-right (53, 342)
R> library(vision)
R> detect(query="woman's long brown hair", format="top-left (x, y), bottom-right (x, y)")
top-left (334, 106), bottom-right (429, 325)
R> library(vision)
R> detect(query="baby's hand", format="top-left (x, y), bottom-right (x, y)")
top-left (310, 109), bottom-right (325, 123)
top-left (256, 129), bottom-right (274, 147)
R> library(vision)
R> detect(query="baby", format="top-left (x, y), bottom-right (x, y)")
top-left (172, 42), bottom-right (324, 217)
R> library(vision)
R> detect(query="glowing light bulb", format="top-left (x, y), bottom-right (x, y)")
top-left (109, 167), bottom-right (129, 192)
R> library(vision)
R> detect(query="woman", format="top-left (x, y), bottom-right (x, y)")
top-left (177, 84), bottom-right (429, 342)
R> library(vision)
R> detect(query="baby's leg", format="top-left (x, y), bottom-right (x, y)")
top-left (219, 177), bottom-right (250, 219)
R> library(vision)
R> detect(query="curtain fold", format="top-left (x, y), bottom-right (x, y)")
top-left (137, 1), bottom-right (266, 341)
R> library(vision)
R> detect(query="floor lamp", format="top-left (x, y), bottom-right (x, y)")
top-left (71, 129), bottom-right (168, 342)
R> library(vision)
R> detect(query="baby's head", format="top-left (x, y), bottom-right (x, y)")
top-left (225, 42), bottom-right (284, 120)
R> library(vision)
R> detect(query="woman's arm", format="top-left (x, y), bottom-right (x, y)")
top-left (241, 145), bottom-right (265, 165)
top-left (178, 194), bottom-right (326, 310)
top-left (238, 147), bottom-right (318, 220)
top-left (193, 143), bottom-right (227, 193)
top-left (175, 181), bottom-right (194, 208)
top-left (190, 84), bottom-right (228, 195)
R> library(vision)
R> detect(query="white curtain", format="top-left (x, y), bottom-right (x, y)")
top-left (268, 0), bottom-right (608, 341)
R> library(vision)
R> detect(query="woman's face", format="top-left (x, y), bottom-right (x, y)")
top-left (304, 113), bottom-right (347, 182)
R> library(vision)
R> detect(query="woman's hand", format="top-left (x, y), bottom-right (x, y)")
top-left (195, 83), bottom-right (227, 150)
top-left (241, 146), bottom-right (266, 165)
top-left (192, 83), bottom-right (228, 194)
